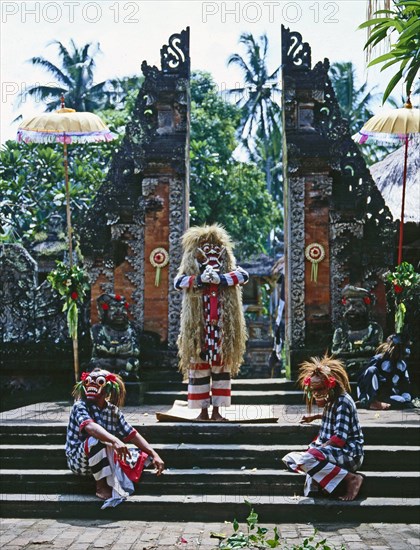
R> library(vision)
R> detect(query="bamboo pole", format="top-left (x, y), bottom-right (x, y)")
top-left (397, 135), bottom-right (409, 265)
top-left (63, 139), bottom-right (79, 382)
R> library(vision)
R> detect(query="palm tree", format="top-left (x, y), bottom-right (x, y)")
top-left (20, 40), bottom-right (109, 112)
top-left (329, 61), bottom-right (396, 164)
top-left (361, 0), bottom-right (420, 102)
top-left (227, 33), bottom-right (282, 195)
top-left (329, 62), bottom-right (379, 132)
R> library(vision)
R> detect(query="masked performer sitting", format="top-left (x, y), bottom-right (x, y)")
top-left (282, 355), bottom-right (365, 501)
top-left (174, 224), bottom-right (248, 422)
top-left (357, 333), bottom-right (413, 410)
top-left (65, 368), bottom-right (164, 506)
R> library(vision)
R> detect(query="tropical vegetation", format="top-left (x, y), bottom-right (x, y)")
top-left (1, 37), bottom-right (280, 259)
top-left (360, 0), bottom-right (420, 102)
top-left (329, 61), bottom-right (396, 164)
top-left (227, 33), bottom-right (282, 203)
top-left (190, 71), bottom-right (281, 258)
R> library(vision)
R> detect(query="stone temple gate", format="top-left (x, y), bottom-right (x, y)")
top-left (1, 26), bottom-right (401, 401)
top-left (80, 28), bottom-right (190, 362)
top-left (281, 26), bottom-right (395, 377)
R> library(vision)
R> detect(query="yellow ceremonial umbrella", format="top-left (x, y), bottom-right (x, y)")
top-left (17, 97), bottom-right (115, 381)
top-left (353, 97), bottom-right (420, 265)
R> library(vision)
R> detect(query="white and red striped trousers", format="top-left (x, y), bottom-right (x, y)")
top-left (283, 447), bottom-right (349, 496)
top-left (188, 363), bottom-right (231, 409)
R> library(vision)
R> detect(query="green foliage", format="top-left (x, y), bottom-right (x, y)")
top-left (47, 261), bottom-right (90, 339)
top-left (0, 139), bottom-right (113, 243)
top-left (329, 62), bottom-right (397, 165)
top-left (386, 262), bottom-right (420, 332)
top-left (190, 71), bottom-right (281, 258)
top-left (21, 40), bottom-right (109, 112)
top-left (216, 502), bottom-right (346, 549)
top-left (359, 0), bottom-right (420, 102)
top-left (227, 33), bottom-right (282, 202)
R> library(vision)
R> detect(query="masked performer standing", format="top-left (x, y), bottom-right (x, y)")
top-left (282, 355), bottom-right (365, 501)
top-left (66, 368), bottom-right (164, 505)
top-left (174, 224), bottom-right (248, 421)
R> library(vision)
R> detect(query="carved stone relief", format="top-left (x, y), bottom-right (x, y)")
top-left (287, 177), bottom-right (306, 348)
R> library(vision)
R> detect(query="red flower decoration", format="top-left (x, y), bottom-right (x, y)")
top-left (71, 291), bottom-right (78, 300)
top-left (341, 298), bottom-right (347, 305)
top-left (363, 296), bottom-right (371, 305)
top-left (394, 284), bottom-right (403, 294)
top-left (81, 372), bottom-right (89, 381)
top-left (101, 303), bottom-right (109, 311)
top-left (124, 302), bottom-right (129, 310)
top-left (115, 294), bottom-right (122, 301)
top-left (106, 373), bottom-right (117, 383)
top-left (303, 376), bottom-right (311, 386)
top-left (327, 376), bottom-right (337, 389)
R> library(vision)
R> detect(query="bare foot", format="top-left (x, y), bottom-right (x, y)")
top-left (95, 479), bottom-right (112, 500)
top-left (195, 412), bottom-right (210, 421)
top-left (339, 473), bottom-right (364, 501)
top-left (369, 401), bottom-right (391, 410)
top-left (210, 412), bottom-right (229, 422)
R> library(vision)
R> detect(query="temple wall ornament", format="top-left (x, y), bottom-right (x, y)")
top-left (281, 25), bottom-right (394, 376)
top-left (80, 28), bottom-right (190, 362)
top-left (286, 176), bottom-right (306, 348)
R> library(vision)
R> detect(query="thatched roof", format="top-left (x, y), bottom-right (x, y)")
top-left (370, 140), bottom-right (420, 224)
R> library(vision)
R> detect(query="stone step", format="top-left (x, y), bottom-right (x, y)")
top-left (1, 422), bottom-right (418, 446)
top-left (146, 378), bottom-right (301, 392)
top-left (1, 493), bottom-right (419, 523)
top-left (144, 391), bottom-right (305, 405)
top-left (1, 444), bottom-right (419, 471)
top-left (1, 469), bottom-right (418, 499)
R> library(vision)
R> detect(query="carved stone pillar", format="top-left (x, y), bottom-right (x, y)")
top-left (281, 26), bottom-right (393, 377)
top-left (81, 29), bottom-right (190, 363)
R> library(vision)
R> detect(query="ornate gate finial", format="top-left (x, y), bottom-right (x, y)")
top-left (281, 26), bottom-right (311, 70)
top-left (161, 27), bottom-right (190, 77)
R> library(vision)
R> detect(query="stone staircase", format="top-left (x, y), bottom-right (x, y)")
top-left (0, 377), bottom-right (419, 523)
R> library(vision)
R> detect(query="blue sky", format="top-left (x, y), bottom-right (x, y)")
top-left (0, 0), bottom-right (404, 143)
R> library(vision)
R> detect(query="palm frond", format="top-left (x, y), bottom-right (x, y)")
top-left (26, 57), bottom-right (71, 86)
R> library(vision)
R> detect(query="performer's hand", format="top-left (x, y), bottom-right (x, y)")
top-left (200, 266), bottom-right (213, 283)
top-left (300, 415), bottom-right (314, 424)
top-left (208, 267), bottom-right (220, 284)
top-left (112, 439), bottom-right (131, 461)
top-left (201, 266), bottom-right (220, 284)
top-left (151, 452), bottom-right (165, 476)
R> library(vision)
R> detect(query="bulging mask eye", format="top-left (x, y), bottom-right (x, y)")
top-left (202, 244), bottom-right (211, 253)
top-left (95, 376), bottom-right (106, 387)
top-left (84, 376), bottom-right (92, 385)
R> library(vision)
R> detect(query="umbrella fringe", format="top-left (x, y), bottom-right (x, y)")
top-left (17, 129), bottom-right (114, 144)
top-left (352, 131), bottom-right (420, 145)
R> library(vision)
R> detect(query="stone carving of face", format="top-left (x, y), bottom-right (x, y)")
top-left (47, 214), bottom-right (64, 237)
top-left (98, 294), bottom-right (129, 329)
top-left (197, 241), bottom-right (226, 271)
top-left (342, 297), bottom-right (369, 330)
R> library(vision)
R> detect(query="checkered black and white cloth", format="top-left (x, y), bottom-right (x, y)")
top-left (65, 400), bottom-right (137, 475)
top-left (312, 393), bottom-right (364, 463)
top-left (283, 393), bottom-right (364, 496)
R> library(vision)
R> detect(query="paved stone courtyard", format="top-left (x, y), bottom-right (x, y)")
top-left (0, 518), bottom-right (419, 549)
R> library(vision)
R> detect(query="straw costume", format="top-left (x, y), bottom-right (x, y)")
top-left (174, 224), bottom-right (248, 420)
top-left (282, 356), bottom-right (365, 501)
